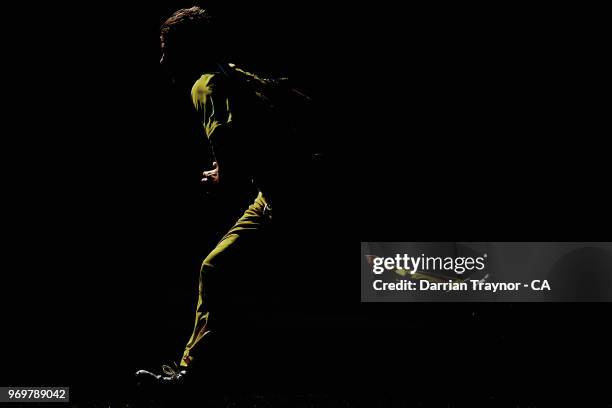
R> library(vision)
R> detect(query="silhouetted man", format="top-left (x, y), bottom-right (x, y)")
top-left (135, 6), bottom-right (315, 385)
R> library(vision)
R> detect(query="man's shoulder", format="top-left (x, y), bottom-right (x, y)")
top-left (226, 63), bottom-right (311, 109)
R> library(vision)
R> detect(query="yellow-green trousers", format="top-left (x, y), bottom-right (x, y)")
top-left (181, 192), bottom-right (272, 367)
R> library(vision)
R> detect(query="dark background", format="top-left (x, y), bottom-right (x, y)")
top-left (2, 0), bottom-right (611, 405)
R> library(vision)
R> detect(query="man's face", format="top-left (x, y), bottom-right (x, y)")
top-left (160, 41), bottom-right (191, 85)
top-left (160, 38), bottom-right (216, 87)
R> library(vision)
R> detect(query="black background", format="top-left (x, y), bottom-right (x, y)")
top-left (2, 0), bottom-right (611, 405)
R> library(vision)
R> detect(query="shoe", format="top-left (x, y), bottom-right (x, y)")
top-left (135, 362), bottom-right (188, 387)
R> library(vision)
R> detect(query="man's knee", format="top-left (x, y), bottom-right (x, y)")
top-left (201, 243), bottom-right (226, 272)
top-left (199, 254), bottom-right (219, 293)
top-left (201, 257), bottom-right (215, 272)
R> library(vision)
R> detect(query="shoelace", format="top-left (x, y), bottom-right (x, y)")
top-left (161, 362), bottom-right (185, 380)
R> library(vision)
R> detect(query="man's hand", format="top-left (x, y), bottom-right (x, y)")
top-left (201, 161), bottom-right (220, 186)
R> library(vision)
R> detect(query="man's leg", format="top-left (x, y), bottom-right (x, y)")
top-left (180, 192), bottom-right (271, 367)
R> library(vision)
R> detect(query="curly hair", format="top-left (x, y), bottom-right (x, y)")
top-left (160, 6), bottom-right (214, 52)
